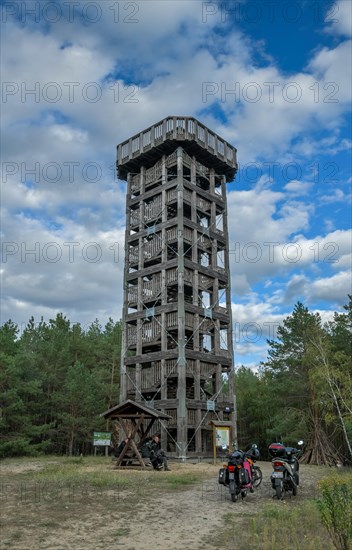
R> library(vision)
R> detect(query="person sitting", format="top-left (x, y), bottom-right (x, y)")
top-left (149, 435), bottom-right (171, 471)
top-left (140, 436), bottom-right (153, 459)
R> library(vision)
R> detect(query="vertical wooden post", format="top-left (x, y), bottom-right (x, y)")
top-left (222, 173), bottom-right (237, 448)
top-left (213, 424), bottom-right (217, 465)
top-left (176, 147), bottom-right (187, 459)
top-left (119, 172), bottom-right (131, 404)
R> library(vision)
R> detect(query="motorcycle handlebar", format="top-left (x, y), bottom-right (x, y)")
top-left (287, 447), bottom-right (303, 456)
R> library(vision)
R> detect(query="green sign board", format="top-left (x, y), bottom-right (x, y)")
top-left (93, 432), bottom-right (111, 446)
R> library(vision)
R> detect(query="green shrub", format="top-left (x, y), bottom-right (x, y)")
top-left (0, 438), bottom-right (37, 458)
top-left (316, 471), bottom-right (352, 550)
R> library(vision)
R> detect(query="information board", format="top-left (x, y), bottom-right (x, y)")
top-left (93, 432), bottom-right (111, 446)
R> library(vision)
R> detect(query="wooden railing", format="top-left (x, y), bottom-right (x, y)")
top-left (130, 209), bottom-right (140, 226)
top-left (145, 160), bottom-right (163, 185)
top-left (129, 245), bottom-right (139, 265)
top-left (199, 273), bottom-right (213, 290)
top-left (127, 317), bottom-right (163, 346)
top-left (196, 196), bottom-right (211, 211)
top-left (166, 187), bottom-right (193, 203)
top-left (118, 116), bottom-right (237, 173)
top-left (144, 195), bottom-right (162, 221)
top-left (143, 235), bottom-right (162, 258)
top-left (141, 362), bottom-right (161, 389)
top-left (200, 362), bottom-right (217, 378)
top-left (131, 174), bottom-right (140, 193)
top-left (166, 267), bottom-right (193, 285)
top-left (126, 358), bottom-right (219, 393)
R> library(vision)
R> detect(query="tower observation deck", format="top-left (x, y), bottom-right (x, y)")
top-left (117, 116), bottom-right (237, 458)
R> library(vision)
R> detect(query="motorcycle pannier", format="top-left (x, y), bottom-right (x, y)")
top-left (218, 468), bottom-right (226, 485)
top-left (269, 443), bottom-right (286, 458)
top-left (238, 467), bottom-right (250, 485)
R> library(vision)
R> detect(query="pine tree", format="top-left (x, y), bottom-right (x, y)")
top-left (262, 302), bottom-right (341, 465)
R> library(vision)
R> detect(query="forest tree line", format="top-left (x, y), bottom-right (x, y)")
top-left (236, 298), bottom-right (352, 465)
top-left (1, 298), bottom-right (351, 463)
top-left (1, 315), bottom-right (121, 457)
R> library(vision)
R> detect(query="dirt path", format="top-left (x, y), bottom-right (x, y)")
top-left (119, 461), bottom-right (328, 550)
top-left (0, 460), bottom-right (331, 550)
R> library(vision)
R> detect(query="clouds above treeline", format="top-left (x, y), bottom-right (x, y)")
top-left (1, 0), bottom-right (351, 367)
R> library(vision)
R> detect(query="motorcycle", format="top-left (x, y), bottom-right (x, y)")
top-left (269, 441), bottom-right (303, 499)
top-left (246, 447), bottom-right (263, 489)
top-left (219, 444), bottom-right (261, 502)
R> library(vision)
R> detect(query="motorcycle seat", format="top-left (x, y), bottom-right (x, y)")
top-left (273, 456), bottom-right (297, 467)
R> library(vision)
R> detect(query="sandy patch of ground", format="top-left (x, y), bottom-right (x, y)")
top-left (1, 460), bottom-right (61, 475)
top-left (0, 460), bottom-right (332, 550)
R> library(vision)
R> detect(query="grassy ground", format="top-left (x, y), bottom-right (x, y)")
top-left (0, 456), bottom-right (341, 550)
top-left (206, 500), bottom-right (336, 550)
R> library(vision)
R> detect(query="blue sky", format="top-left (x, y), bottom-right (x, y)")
top-left (1, 0), bottom-right (351, 368)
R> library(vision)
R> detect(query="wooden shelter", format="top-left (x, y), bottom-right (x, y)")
top-left (101, 399), bottom-right (171, 469)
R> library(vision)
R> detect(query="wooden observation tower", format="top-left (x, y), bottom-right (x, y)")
top-left (117, 116), bottom-right (238, 458)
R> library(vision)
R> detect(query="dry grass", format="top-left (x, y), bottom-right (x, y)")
top-left (207, 501), bottom-right (336, 550)
top-left (0, 456), bottom-right (335, 550)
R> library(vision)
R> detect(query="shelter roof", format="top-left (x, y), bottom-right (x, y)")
top-left (100, 399), bottom-right (171, 420)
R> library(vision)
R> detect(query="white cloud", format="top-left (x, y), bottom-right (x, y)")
top-left (284, 180), bottom-right (312, 195)
top-left (283, 270), bottom-right (351, 305)
top-left (50, 125), bottom-right (88, 144)
top-left (1, 202), bottom-right (126, 328)
top-left (291, 135), bottom-right (352, 159)
top-left (332, 252), bottom-right (352, 270)
top-left (227, 183), bottom-right (351, 296)
top-left (307, 40), bottom-right (352, 105)
top-left (325, 0), bottom-right (352, 37)
top-left (1, 1), bottom-right (351, 370)
top-left (310, 271), bottom-right (352, 302)
top-left (320, 188), bottom-right (352, 204)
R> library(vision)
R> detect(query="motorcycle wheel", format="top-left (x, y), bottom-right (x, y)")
top-left (292, 482), bottom-right (297, 496)
top-left (231, 493), bottom-right (238, 502)
top-left (252, 466), bottom-right (263, 488)
top-left (294, 472), bottom-right (299, 486)
top-left (275, 480), bottom-right (284, 499)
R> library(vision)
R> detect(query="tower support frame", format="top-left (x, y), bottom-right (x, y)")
top-left (117, 116), bottom-right (238, 457)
